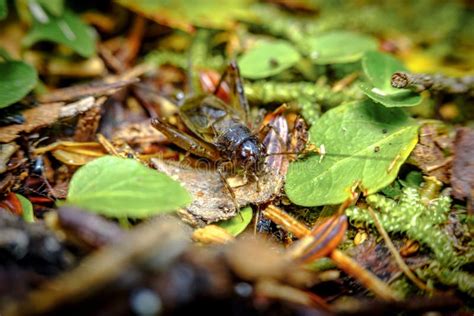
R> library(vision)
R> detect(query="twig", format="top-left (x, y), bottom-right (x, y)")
top-left (263, 205), bottom-right (399, 301)
top-left (391, 72), bottom-right (474, 95)
top-left (366, 206), bottom-right (432, 292)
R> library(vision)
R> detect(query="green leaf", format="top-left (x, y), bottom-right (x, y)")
top-left (37, 0), bottom-right (64, 16)
top-left (239, 40), bottom-right (301, 79)
top-left (285, 100), bottom-right (419, 207)
top-left (0, 60), bottom-right (38, 108)
top-left (0, 0), bottom-right (7, 20)
top-left (303, 31), bottom-right (378, 65)
top-left (16, 194), bottom-right (34, 223)
top-left (360, 51), bottom-right (422, 107)
top-left (24, 10), bottom-right (95, 58)
top-left (66, 156), bottom-right (192, 218)
top-left (359, 82), bottom-right (422, 108)
top-left (217, 206), bottom-right (253, 236)
top-left (115, 0), bottom-right (255, 32)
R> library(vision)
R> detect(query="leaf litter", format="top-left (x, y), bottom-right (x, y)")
top-left (0, 0), bottom-right (473, 314)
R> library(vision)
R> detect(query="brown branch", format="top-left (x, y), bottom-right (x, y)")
top-left (391, 72), bottom-right (474, 95)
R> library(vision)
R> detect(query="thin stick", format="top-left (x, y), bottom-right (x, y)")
top-left (264, 205), bottom-right (400, 301)
top-left (391, 72), bottom-right (474, 95)
top-left (330, 249), bottom-right (399, 301)
top-left (262, 205), bottom-right (310, 238)
top-left (366, 207), bottom-right (432, 292)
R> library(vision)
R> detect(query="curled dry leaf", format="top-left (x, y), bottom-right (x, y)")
top-left (151, 115), bottom-right (291, 226)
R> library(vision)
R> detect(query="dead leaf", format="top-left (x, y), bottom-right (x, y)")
top-left (451, 127), bottom-right (474, 212)
top-left (407, 123), bottom-right (452, 183)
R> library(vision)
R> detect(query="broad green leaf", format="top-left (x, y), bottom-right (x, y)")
top-left (285, 100), bottom-right (419, 207)
top-left (0, 60), bottom-right (38, 108)
top-left (115, 0), bottom-right (255, 32)
top-left (24, 10), bottom-right (95, 58)
top-left (66, 156), bottom-right (192, 218)
top-left (360, 51), bottom-right (421, 107)
top-left (239, 40), bottom-right (301, 79)
top-left (16, 194), bottom-right (34, 223)
top-left (303, 31), bottom-right (378, 65)
top-left (217, 206), bottom-right (253, 236)
top-left (359, 82), bottom-right (422, 108)
top-left (37, 0), bottom-right (64, 16)
top-left (0, 0), bottom-right (7, 20)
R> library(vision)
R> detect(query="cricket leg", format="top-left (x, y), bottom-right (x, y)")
top-left (151, 117), bottom-right (221, 160)
top-left (217, 164), bottom-right (241, 213)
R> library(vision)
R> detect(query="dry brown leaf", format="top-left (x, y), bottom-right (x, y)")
top-left (451, 127), bottom-right (474, 212)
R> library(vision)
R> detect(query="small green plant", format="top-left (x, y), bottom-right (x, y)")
top-left (285, 99), bottom-right (419, 206)
top-left (66, 156), bottom-right (192, 218)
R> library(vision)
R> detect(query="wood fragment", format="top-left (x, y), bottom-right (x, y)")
top-left (0, 102), bottom-right (63, 143)
top-left (39, 79), bottom-right (138, 103)
top-left (391, 72), bottom-right (474, 95)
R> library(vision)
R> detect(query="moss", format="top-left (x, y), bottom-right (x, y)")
top-left (346, 187), bottom-right (463, 267)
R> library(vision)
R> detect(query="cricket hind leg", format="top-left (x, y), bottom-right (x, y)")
top-left (214, 60), bottom-right (251, 124)
top-left (151, 117), bottom-right (221, 161)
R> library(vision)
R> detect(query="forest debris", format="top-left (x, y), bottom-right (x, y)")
top-left (35, 141), bottom-right (105, 166)
top-left (0, 210), bottom-right (72, 302)
top-left (0, 97), bottom-right (107, 143)
top-left (111, 121), bottom-right (167, 144)
top-left (451, 127), bottom-right (474, 212)
top-left (391, 72), bottom-right (474, 95)
top-left (0, 142), bottom-right (19, 173)
top-left (255, 279), bottom-right (330, 310)
top-left (365, 206), bottom-right (430, 292)
top-left (0, 102), bottom-right (63, 143)
top-left (73, 98), bottom-right (105, 142)
top-left (407, 123), bottom-right (451, 183)
top-left (192, 225), bottom-right (234, 244)
top-left (56, 206), bottom-right (125, 250)
top-left (38, 79), bottom-right (138, 103)
top-left (333, 295), bottom-right (461, 315)
top-left (1, 216), bottom-right (192, 316)
top-left (151, 115), bottom-right (289, 226)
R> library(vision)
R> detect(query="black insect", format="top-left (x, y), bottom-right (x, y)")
top-left (151, 61), bottom-right (266, 193)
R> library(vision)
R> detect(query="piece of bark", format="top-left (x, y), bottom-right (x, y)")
top-left (0, 102), bottom-right (63, 143)
top-left (0, 97), bottom-right (100, 143)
